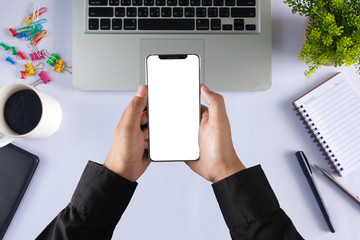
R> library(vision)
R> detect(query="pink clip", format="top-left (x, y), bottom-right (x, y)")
top-left (20, 71), bottom-right (26, 79)
top-left (38, 71), bottom-right (50, 84)
top-left (29, 51), bottom-right (43, 61)
top-left (17, 51), bottom-right (26, 60)
top-left (9, 28), bottom-right (17, 37)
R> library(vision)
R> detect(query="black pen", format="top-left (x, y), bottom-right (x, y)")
top-left (295, 151), bottom-right (335, 233)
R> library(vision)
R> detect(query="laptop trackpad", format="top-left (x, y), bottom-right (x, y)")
top-left (140, 39), bottom-right (205, 85)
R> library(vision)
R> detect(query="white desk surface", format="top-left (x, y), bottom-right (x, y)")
top-left (1, 1), bottom-right (360, 239)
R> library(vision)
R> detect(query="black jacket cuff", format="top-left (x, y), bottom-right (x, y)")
top-left (212, 165), bottom-right (280, 227)
top-left (70, 161), bottom-right (138, 227)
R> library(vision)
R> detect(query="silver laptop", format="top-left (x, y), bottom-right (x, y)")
top-left (73, 0), bottom-right (271, 91)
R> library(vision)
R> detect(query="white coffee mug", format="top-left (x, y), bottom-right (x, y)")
top-left (0, 83), bottom-right (62, 147)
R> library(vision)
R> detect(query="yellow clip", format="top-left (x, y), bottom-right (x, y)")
top-left (25, 63), bottom-right (35, 76)
top-left (22, 7), bottom-right (47, 26)
top-left (54, 60), bottom-right (64, 73)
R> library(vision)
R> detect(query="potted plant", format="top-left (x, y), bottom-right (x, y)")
top-left (284, 0), bottom-right (360, 77)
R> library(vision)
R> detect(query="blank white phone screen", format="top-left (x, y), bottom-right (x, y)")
top-left (147, 55), bottom-right (200, 161)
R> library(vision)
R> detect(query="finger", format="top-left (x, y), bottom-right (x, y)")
top-left (201, 104), bottom-right (209, 120)
top-left (144, 140), bottom-right (149, 150)
top-left (200, 84), bottom-right (228, 124)
top-left (123, 85), bottom-right (148, 128)
top-left (140, 111), bottom-right (148, 126)
top-left (143, 128), bottom-right (149, 140)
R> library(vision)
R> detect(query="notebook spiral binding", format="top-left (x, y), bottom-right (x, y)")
top-left (294, 106), bottom-right (343, 175)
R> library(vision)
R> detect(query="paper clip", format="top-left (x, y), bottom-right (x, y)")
top-left (22, 7), bottom-right (47, 26)
top-left (30, 30), bottom-right (47, 45)
top-left (25, 25), bottom-right (43, 41)
top-left (0, 42), bottom-right (10, 51)
top-left (28, 44), bottom-right (43, 61)
top-left (17, 32), bottom-right (27, 38)
top-left (5, 56), bottom-right (15, 65)
top-left (32, 18), bottom-right (47, 27)
top-left (20, 71), bottom-right (26, 79)
top-left (24, 62), bottom-right (44, 76)
top-left (14, 25), bottom-right (34, 33)
top-left (32, 71), bottom-right (51, 87)
top-left (54, 60), bottom-right (72, 74)
top-left (9, 28), bottom-right (17, 37)
top-left (17, 51), bottom-right (26, 60)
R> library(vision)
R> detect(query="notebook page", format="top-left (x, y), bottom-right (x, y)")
top-left (294, 73), bottom-right (360, 176)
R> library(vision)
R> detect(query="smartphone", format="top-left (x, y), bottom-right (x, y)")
top-left (146, 54), bottom-right (200, 162)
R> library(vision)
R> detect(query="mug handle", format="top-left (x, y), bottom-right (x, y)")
top-left (0, 132), bottom-right (15, 147)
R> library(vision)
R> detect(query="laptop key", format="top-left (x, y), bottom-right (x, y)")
top-left (127, 7), bottom-right (137, 17)
top-left (89, 7), bottom-right (114, 17)
top-left (185, 7), bottom-right (195, 17)
top-left (231, 7), bottom-right (255, 17)
top-left (202, 0), bottom-right (212, 6)
top-left (124, 19), bottom-right (137, 30)
top-left (173, 8), bottom-right (183, 17)
top-left (179, 0), bottom-right (189, 5)
top-left (121, 0), bottom-right (131, 5)
top-left (89, 0), bottom-right (108, 6)
top-left (211, 19), bottom-right (221, 30)
top-left (196, 8), bottom-right (206, 17)
top-left (208, 7), bottom-right (218, 17)
top-left (214, 0), bottom-right (223, 6)
top-left (144, 0), bottom-right (154, 5)
top-left (150, 7), bottom-right (160, 17)
top-left (167, 0), bottom-right (178, 6)
top-left (222, 24), bottom-right (232, 30)
top-left (138, 19), bottom-right (195, 30)
top-left (112, 19), bottom-right (122, 30)
top-left (133, 0), bottom-right (143, 5)
top-left (225, 0), bottom-right (235, 6)
top-left (101, 19), bottom-right (111, 30)
top-left (161, 7), bottom-right (171, 17)
top-left (246, 24), bottom-right (256, 30)
top-left (115, 7), bottom-right (125, 17)
top-left (89, 18), bottom-right (99, 30)
top-left (234, 19), bottom-right (244, 30)
top-left (138, 7), bottom-right (149, 17)
top-left (219, 7), bottom-right (229, 17)
top-left (109, 0), bottom-right (120, 5)
top-left (196, 19), bottom-right (209, 30)
top-left (237, 0), bottom-right (255, 6)
top-left (156, 0), bottom-right (166, 5)
top-left (190, 0), bottom-right (200, 6)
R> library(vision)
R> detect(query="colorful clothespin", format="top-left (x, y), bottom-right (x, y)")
top-left (0, 42), bottom-right (10, 51)
top-left (24, 62), bottom-right (44, 76)
top-left (32, 71), bottom-right (51, 87)
top-left (5, 56), bottom-right (15, 65)
top-left (9, 28), bottom-right (17, 37)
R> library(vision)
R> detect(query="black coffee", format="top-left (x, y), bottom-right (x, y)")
top-left (4, 90), bottom-right (42, 135)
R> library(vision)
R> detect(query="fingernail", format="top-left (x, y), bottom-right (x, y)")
top-left (202, 84), bottom-right (210, 92)
top-left (136, 85), bottom-right (146, 97)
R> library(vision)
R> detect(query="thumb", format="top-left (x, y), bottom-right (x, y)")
top-left (124, 85), bottom-right (148, 127)
top-left (200, 84), bottom-right (227, 124)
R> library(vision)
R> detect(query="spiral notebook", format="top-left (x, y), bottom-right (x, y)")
top-left (293, 72), bottom-right (360, 177)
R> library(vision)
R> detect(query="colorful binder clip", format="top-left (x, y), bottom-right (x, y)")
top-left (20, 71), bottom-right (26, 79)
top-left (28, 45), bottom-right (43, 61)
top-left (0, 42), bottom-right (10, 51)
top-left (54, 60), bottom-right (72, 74)
top-left (5, 56), bottom-right (15, 65)
top-left (43, 50), bottom-right (59, 66)
top-left (24, 62), bottom-right (44, 76)
top-left (32, 71), bottom-right (51, 87)
top-left (9, 28), bottom-right (17, 37)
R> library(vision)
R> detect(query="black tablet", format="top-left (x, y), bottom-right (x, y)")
top-left (0, 144), bottom-right (39, 239)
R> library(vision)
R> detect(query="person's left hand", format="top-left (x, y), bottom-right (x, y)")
top-left (104, 85), bottom-right (150, 182)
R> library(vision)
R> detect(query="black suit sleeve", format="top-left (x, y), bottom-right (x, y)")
top-left (36, 161), bottom-right (137, 240)
top-left (212, 165), bottom-right (304, 240)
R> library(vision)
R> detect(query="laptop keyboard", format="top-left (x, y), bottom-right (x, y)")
top-left (87, 0), bottom-right (259, 33)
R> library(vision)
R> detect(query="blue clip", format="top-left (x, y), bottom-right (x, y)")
top-left (5, 56), bottom-right (15, 65)
top-left (32, 19), bottom-right (47, 27)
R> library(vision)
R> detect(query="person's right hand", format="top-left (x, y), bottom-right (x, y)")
top-left (186, 84), bottom-right (245, 183)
